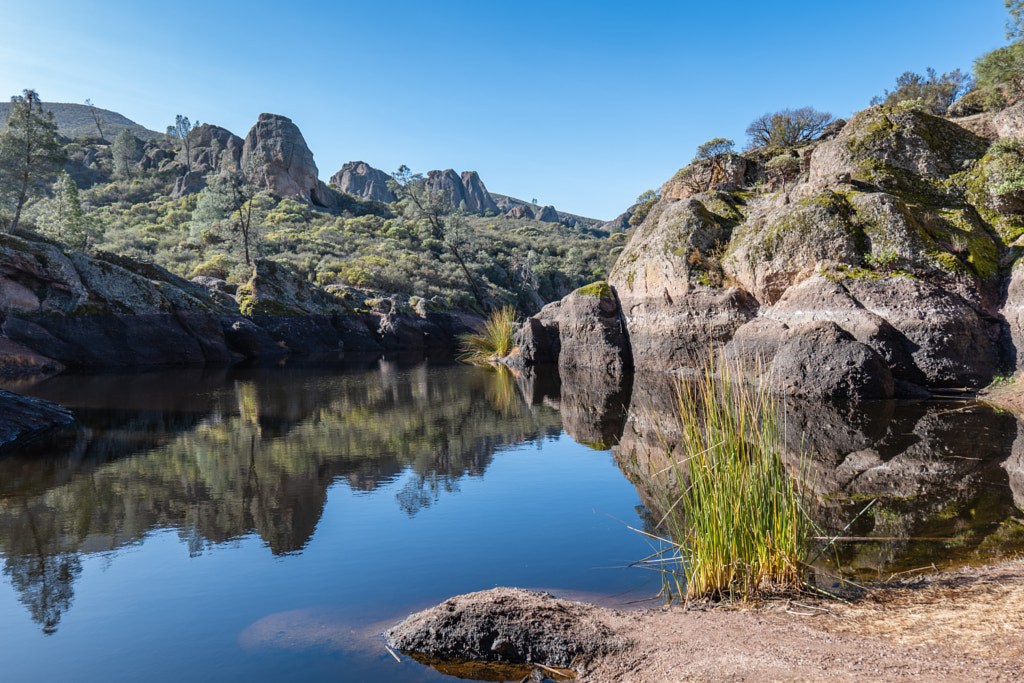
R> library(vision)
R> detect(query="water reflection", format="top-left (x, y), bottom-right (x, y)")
top-left (606, 372), bottom-right (1024, 577)
top-left (0, 361), bottom-right (563, 633)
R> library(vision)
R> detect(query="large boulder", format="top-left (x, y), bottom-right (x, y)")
top-left (662, 153), bottom-right (747, 200)
top-left (768, 321), bottom-right (894, 399)
top-left (329, 161), bottom-right (396, 203)
top-left (385, 588), bottom-right (628, 669)
top-left (237, 258), bottom-right (352, 316)
top-left (535, 205), bottom-right (560, 222)
top-left (241, 113), bottom-right (332, 207)
top-left (533, 282), bottom-right (631, 375)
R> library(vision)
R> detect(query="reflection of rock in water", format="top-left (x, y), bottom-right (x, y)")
top-left (1007, 422), bottom-right (1024, 510)
top-left (556, 367), bottom-right (631, 450)
top-left (612, 380), bottom-right (1024, 574)
top-left (0, 361), bottom-right (565, 631)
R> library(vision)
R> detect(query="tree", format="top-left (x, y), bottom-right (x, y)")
top-left (111, 128), bottom-right (138, 178)
top-left (870, 68), bottom-right (974, 115)
top-left (0, 90), bottom-right (65, 232)
top-left (745, 108), bottom-right (834, 148)
top-left (84, 99), bottom-right (105, 141)
top-left (1008, 0), bottom-right (1024, 39)
top-left (170, 115), bottom-right (193, 173)
top-left (191, 152), bottom-right (268, 265)
top-left (36, 171), bottom-right (96, 249)
top-left (388, 165), bottom-right (486, 310)
top-left (677, 138), bottom-right (736, 194)
top-left (629, 189), bottom-right (660, 227)
top-left (764, 154), bottom-right (801, 193)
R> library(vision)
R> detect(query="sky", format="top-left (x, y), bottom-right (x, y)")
top-left (0, 1), bottom-right (1013, 220)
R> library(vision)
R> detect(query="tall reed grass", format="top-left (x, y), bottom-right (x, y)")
top-left (458, 305), bottom-right (516, 362)
top-left (639, 352), bottom-right (812, 601)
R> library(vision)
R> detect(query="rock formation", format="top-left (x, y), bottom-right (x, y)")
top-left (241, 113), bottom-right (333, 208)
top-left (423, 169), bottom-right (499, 214)
top-left (329, 161), bottom-right (396, 202)
top-left (510, 104), bottom-right (1024, 398)
top-left (0, 231), bottom-right (478, 372)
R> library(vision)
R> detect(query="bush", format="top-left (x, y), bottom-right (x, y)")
top-left (870, 68), bottom-right (973, 115)
top-left (458, 305), bottom-right (516, 361)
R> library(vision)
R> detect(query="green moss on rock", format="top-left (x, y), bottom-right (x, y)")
top-left (575, 281), bottom-right (613, 298)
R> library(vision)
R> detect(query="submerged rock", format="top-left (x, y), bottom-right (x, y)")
top-left (0, 389), bottom-right (74, 450)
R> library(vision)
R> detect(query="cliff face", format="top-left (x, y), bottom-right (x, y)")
top-left (329, 161), bottom-right (396, 203)
top-left (521, 103), bottom-right (1024, 397)
top-left (242, 113), bottom-right (334, 208)
top-left (0, 231), bottom-right (478, 375)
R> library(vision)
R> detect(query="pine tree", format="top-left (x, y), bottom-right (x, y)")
top-left (111, 128), bottom-right (138, 178)
top-left (0, 90), bottom-right (65, 232)
top-left (37, 171), bottom-right (95, 249)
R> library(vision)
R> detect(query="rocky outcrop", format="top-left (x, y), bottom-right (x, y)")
top-left (0, 389), bottom-right (74, 451)
top-left (511, 105), bottom-right (1021, 396)
top-left (530, 282), bottom-right (631, 375)
top-left (188, 124), bottom-right (244, 173)
top-left (534, 205), bottom-right (560, 222)
top-left (460, 171), bottom-right (499, 214)
top-left (385, 588), bottom-right (628, 669)
top-left (424, 169), bottom-right (499, 214)
top-left (0, 232), bottom-right (478, 372)
top-left (241, 113), bottom-right (332, 208)
top-left (329, 161), bottom-right (396, 203)
top-left (505, 204), bottom-right (534, 220)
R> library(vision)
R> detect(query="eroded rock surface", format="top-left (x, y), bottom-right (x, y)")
top-left (385, 588), bottom-right (629, 669)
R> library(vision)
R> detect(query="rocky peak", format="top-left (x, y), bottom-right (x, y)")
top-left (330, 161), bottom-right (396, 203)
top-left (459, 171), bottom-right (499, 214)
top-left (241, 113), bottom-right (331, 208)
top-left (188, 124), bottom-right (244, 173)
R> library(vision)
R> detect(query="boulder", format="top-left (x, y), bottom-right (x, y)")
top-left (662, 154), bottom-right (747, 200)
top-left (0, 389), bottom-right (74, 451)
top-left (385, 588), bottom-right (628, 668)
top-left (171, 170), bottom-right (206, 198)
top-left (237, 258), bottom-right (352, 316)
top-left (533, 282), bottom-right (631, 375)
top-left (187, 124), bottom-right (244, 172)
top-left (505, 204), bottom-right (534, 220)
top-left (768, 321), bottom-right (895, 399)
top-left (426, 169), bottom-right (467, 209)
top-left (329, 161), bottom-right (396, 203)
top-left (534, 205), bottom-right (560, 222)
top-left (241, 113), bottom-right (331, 207)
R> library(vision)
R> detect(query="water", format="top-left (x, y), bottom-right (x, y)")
top-left (0, 359), bottom-right (1022, 681)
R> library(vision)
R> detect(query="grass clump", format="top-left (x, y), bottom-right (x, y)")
top-left (640, 352), bottom-right (813, 602)
top-left (457, 305), bottom-right (516, 362)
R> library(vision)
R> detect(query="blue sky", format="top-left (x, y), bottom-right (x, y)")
top-left (0, 1), bottom-right (1012, 219)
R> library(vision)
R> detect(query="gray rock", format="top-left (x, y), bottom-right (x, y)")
top-left (329, 161), bottom-right (396, 203)
top-left (534, 283), bottom-right (631, 375)
top-left (460, 171), bottom-right (499, 214)
top-left (0, 389), bottom-right (74, 451)
top-left (535, 205), bottom-right (560, 222)
top-left (241, 113), bottom-right (331, 207)
top-left (171, 170), bottom-right (206, 198)
top-left (385, 587), bottom-right (628, 668)
top-left (768, 320), bottom-right (895, 399)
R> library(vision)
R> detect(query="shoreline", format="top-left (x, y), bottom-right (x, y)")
top-left (391, 559), bottom-right (1024, 682)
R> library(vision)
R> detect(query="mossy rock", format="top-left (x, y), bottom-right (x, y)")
top-left (575, 281), bottom-right (613, 298)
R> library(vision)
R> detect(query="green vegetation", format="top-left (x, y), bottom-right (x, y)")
top-left (870, 68), bottom-right (973, 115)
top-left (0, 90), bottom-right (65, 232)
top-left (629, 189), bottom-right (659, 227)
top-left (745, 107), bottom-right (834, 148)
top-left (575, 280), bottom-right (613, 298)
top-left (638, 353), bottom-right (813, 601)
top-left (458, 304), bottom-right (516, 361)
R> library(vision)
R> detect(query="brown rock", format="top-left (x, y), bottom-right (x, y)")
top-left (329, 161), bottom-right (396, 203)
top-left (241, 113), bottom-right (331, 207)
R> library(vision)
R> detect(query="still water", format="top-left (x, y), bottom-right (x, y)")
top-left (0, 358), bottom-right (1022, 681)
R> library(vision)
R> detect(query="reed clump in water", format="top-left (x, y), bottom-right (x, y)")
top-left (458, 305), bottom-right (516, 362)
top-left (641, 352), bottom-right (813, 602)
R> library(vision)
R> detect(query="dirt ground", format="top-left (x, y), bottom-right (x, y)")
top-left (579, 560), bottom-right (1024, 682)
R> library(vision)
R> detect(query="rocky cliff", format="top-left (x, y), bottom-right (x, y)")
top-left (512, 102), bottom-right (1024, 398)
top-left (0, 231), bottom-right (478, 375)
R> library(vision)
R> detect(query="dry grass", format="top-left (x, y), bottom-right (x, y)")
top-left (457, 305), bottom-right (516, 362)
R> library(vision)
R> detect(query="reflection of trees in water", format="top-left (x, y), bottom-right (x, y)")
top-left (0, 361), bottom-right (563, 632)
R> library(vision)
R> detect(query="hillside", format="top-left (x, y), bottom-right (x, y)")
top-left (0, 101), bottom-right (161, 141)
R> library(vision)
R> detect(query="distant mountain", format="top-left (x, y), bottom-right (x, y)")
top-left (0, 101), bottom-right (161, 141)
